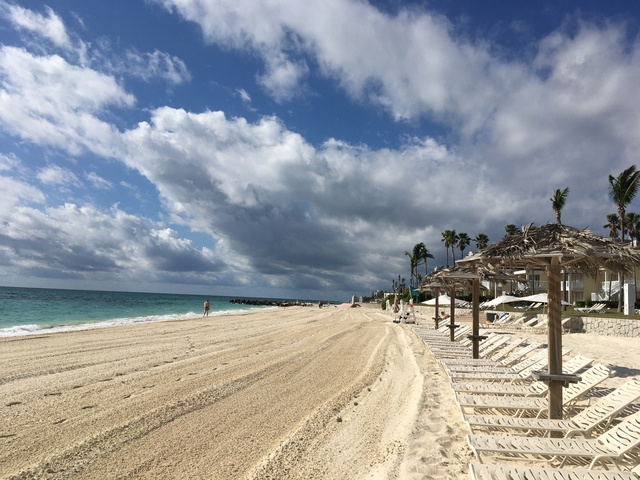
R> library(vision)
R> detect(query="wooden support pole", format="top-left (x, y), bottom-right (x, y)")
top-left (472, 278), bottom-right (480, 359)
top-left (547, 257), bottom-right (563, 421)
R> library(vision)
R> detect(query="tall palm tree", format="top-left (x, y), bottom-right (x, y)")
top-left (604, 213), bottom-right (620, 240)
top-left (551, 187), bottom-right (570, 224)
top-left (609, 165), bottom-right (640, 243)
top-left (504, 224), bottom-right (518, 237)
top-left (474, 233), bottom-right (489, 250)
top-left (450, 230), bottom-right (459, 262)
top-left (441, 230), bottom-right (453, 267)
top-left (418, 243), bottom-right (434, 276)
top-left (404, 249), bottom-right (418, 286)
top-left (608, 165), bottom-right (640, 311)
top-left (457, 232), bottom-right (471, 259)
top-left (625, 212), bottom-right (640, 245)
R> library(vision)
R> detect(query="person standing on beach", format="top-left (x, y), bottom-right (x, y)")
top-left (203, 299), bottom-right (210, 317)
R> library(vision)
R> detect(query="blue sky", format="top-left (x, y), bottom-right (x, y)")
top-left (1, 1), bottom-right (640, 300)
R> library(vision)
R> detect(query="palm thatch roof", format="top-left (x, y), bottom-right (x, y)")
top-left (420, 264), bottom-right (519, 290)
top-left (459, 223), bottom-right (640, 277)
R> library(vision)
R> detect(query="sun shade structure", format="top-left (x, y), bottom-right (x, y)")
top-left (421, 265), bottom-right (521, 353)
top-left (458, 223), bottom-right (640, 421)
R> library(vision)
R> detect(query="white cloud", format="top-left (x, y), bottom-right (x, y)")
top-left (0, 175), bottom-right (45, 210)
top-left (36, 165), bottom-right (81, 187)
top-left (0, 46), bottom-right (133, 156)
top-left (124, 49), bottom-right (191, 84)
top-left (86, 172), bottom-right (113, 190)
top-left (2, 3), bottom-right (72, 50)
top-left (0, 202), bottom-right (224, 282)
top-left (236, 88), bottom-right (251, 103)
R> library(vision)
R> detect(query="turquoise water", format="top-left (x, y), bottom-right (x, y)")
top-left (0, 286), bottom-right (272, 337)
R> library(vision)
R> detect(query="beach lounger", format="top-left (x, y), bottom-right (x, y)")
top-left (463, 378), bottom-right (640, 437)
top-left (468, 463), bottom-right (640, 480)
top-left (455, 363), bottom-right (612, 416)
top-left (453, 362), bottom-right (619, 398)
top-left (426, 331), bottom-right (503, 354)
top-left (575, 303), bottom-right (607, 314)
top-left (431, 334), bottom-right (513, 359)
top-left (524, 316), bottom-right (549, 332)
top-left (443, 343), bottom-right (542, 373)
top-left (515, 302), bottom-right (542, 311)
top-left (441, 337), bottom-right (529, 367)
top-left (446, 345), bottom-right (552, 376)
top-left (449, 352), bottom-right (587, 384)
top-left (467, 409), bottom-right (640, 468)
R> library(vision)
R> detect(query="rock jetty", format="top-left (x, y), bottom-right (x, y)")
top-left (229, 298), bottom-right (310, 307)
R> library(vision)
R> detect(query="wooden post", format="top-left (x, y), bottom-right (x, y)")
top-left (472, 278), bottom-right (480, 359)
top-left (449, 287), bottom-right (456, 341)
top-left (434, 289), bottom-right (440, 330)
top-left (547, 257), bottom-right (563, 421)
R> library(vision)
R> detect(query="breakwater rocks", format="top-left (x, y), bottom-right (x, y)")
top-left (229, 299), bottom-right (311, 307)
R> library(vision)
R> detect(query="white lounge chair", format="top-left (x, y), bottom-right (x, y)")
top-left (441, 337), bottom-right (532, 367)
top-left (455, 363), bottom-right (612, 416)
top-left (467, 410), bottom-right (640, 468)
top-left (449, 352), bottom-right (587, 384)
top-left (444, 343), bottom-right (542, 374)
top-left (468, 463), bottom-right (640, 480)
top-left (432, 335), bottom-right (521, 361)
top-left (575, 303), bottom-right (607, 314)
top-left (463, 378), bottom-right (640, 437)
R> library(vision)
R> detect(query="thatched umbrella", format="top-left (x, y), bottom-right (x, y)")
top-left (458, 223), bottom-right (640, 420)
top-left (427, 265), bottom-right (521, 355)
top-left (419, 277), bottom-right (449, 329)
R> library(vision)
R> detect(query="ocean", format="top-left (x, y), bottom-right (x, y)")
top-left (0, 286), bottom-right (275, 337)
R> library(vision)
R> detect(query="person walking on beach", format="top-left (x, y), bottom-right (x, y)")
top-left (203, 299), bottom-right (210, 317)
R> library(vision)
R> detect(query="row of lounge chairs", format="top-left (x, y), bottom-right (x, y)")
top-left (412, 323), bottom-right (640, 479)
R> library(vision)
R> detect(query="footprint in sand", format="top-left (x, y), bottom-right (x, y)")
top-left (53, 418), bottom-right (66, 425)
top-left (0, 433), bottom-right (17, 439)
top-left (44, 392), bottom-right (62, 396)
top-left (81, 405), bottom-right (96, 410)
top-left (6, 401), bottom-right (22, 406)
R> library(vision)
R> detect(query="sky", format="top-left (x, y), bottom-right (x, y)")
top-left (1, 1), bottom-right (640, 301)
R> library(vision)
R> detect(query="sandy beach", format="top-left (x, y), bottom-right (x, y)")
top-left (1, 305), bottom-right (638, 479)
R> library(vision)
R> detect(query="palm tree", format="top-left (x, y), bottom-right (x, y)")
top-left (604, 213), bottom-right (620, 240)
top-left (504, 224), bottom-right (518, 237)
top-left (405, 242), bottom-right (431, 286)
top-left (608, 165), bottom-right (640, 311)
top-left (404, 249), bottom-right (418, 286)
top-left (551, 187), bottom-right (570, 224)
top-left (418, 243), bottom-right (434, 276)
top-left (609, 166), bottom-right (640, 243)
top-left (625, 212), bottom-right (640, 245)
top-left (441, 230), bottom-right (453, 267)
top-left (457, 232), bottom-right (471, 259)
top-left (450, 230), bottom-right (459, 262)
top-left (474, 233), bottom-right (489, 250)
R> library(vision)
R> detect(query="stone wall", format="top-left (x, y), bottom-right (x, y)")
top-left (562, 316), bottom-right (640, 337)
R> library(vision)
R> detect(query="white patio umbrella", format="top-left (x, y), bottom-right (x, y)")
top-left (421, 294), bottom-right (467, 306)
top-left (520, 293), bottom-right (572, 306)
top-left (484, 294), bottom-right (521, 308)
